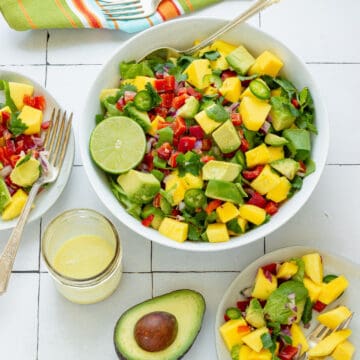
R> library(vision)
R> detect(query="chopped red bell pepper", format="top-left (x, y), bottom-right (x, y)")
top-left (172, 117), bottom-right (186, 137)
top-left (23, 95), bottom-right (46, 110)
top-left (171, 208), bottom-right (181, 216)
top-left (224, 314), bottom-right (230, 322)
top-left (231, 113), bottom-right (242, 127)
top-left (278, 345), bottom-right (299, 360)
top-left (205, 199), bottom-right (222, 215)
top-left (221, 70), bottom-right (237, 81)
top-left (291, 98), bottom-right (300, 109)
top-left (200, 138), bottom-right (212, 151)
top-left (265, 201), bottom-right (279, 215)
top-left (261, 263), bottom-right (278, 275)
top-left (157, 142), bottom-right (173, 160)
top-left (10, 154), bottom-right (20, 168)
top-left (153, 193), bottom-right (162, 208)
top-left (176, 87), bottom-right (187, 96)
top-left (240, 138), bottom-right (249, 153)
top-left (171, 94), bottom-right (188, 109)
top-left (236, 300), bottom-right (250, 312)
top-left (154, 75), bottom-right (176, 92)
top-left (313, 300), bottom-right (327, 312)
top-left (15, 140), bottom-right (24, 153)
top-left (186, 86), bottom-right (202, 100)
top-left (247, 192), bottom-right (267, 208)
top-left (299, 160), bottom-right (307, 173)
top-left (200, 155), bottom-right (215, 163)
top-left (143, 152), bottom-right (154, 171)
top-left (160, 93), bottom-right (174, 108)
top-left (41, 121), bottom-right (51, 130)
top-left (189, 125), bottom-right (204, 140)
top-left (237, 325), bottom-right (251, 333)
top-left (0, 147), bottom-right (8, 166)
top-left (5, 139), bottom-right (16, 156)
top-left (141, 214), bottom-right (154, 227)
top-left (2, 111), bottom-right (10, 122)
top-left (177, 136), bottom-right (196, 153)
top-left (242, 165), bottom-right (264, 180)
top-left (168, 151), bottom-right (180, 168)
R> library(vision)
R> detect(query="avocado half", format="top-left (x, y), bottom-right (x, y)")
top-left (114, 289), bottom-right (206, 360)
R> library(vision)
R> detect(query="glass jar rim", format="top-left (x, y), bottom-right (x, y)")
top-left (42, 208), bottom-right (122, 287)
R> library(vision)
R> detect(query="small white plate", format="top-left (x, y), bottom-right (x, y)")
top-left (0, 70), bottom-right (74, 230)
top-left (215, 246), bottom-right (360, 359)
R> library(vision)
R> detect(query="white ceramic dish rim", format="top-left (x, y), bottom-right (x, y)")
top-left (0, 70), bottom-right (75, 230)
top-left (79, 16), bottom-right (329, 252)
top-left (215, 246), bottom-right (360, 359)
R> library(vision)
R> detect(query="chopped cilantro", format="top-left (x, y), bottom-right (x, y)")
top-left (176, 151), bottom-right (203, 177)
top-left (202, 50), bottom-right (221, 61)
top-left (16, 152), bottom-right (32, 167)
top-left (8, 113), bottom-right (28, 136)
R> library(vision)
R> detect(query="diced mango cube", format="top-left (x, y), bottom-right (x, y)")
top-left (240, 86), bottom-right (258, 100)
top-left (182, 173), bottom-right (203, 189)
top-left (318, 275), bottom-right (349, 305)
top-left (251, 268), bottom-right (278, 300)
top-left (277, 261), bottom-right (298, 279)
top-left (251, 165), bottom-right (281, 195)
top-left (237, 217), bottom-right (248, 233)
top-left (242, 327), bottom-right (269, 353)
top-left (219, 77), bottom-right (242, 103)
top-left (148, 115), bottom-right (165, 136)
top-left (183, 59), bottom-right (212, 89)
top-left (165, 172), bottom-right (186, 205)
top-left (239, 96), bottom-right (271, 131)
top-left (302, 253), bottom-right (323, 284)
top-left (239, 204), bottom-right (266, 226)
top-left (2, 189), bottom-right (28, 220)
top-left (195, 110), bottom-right (222, 134)
top-left (308, 329), bottom-right (352, 358)
top-left (158, 217), bottom-right (188, 242)
top-left (0, 106), bottom-right (12, 114)
top-left (203, 86), bottom-right (218, 96)
top-left (18, 105), bottom-right (43, 135)
top-left (208, 41), bottom-right (238, 71)
top-left (317, 306), bottom-right (352, 330)
top-left (219, 318), bottom-right (249, 350)
top-left (266, 176), bottom-right (291, 203)
top-left (216, 202), bottom-right (239, 223)
top-left (268, 146), bottom-right (284, 162)
top-left (239, 344), bottom-right (252, 360)
top-left (249, 349), bottom-right (272, 360)
top-left (291, 323), bottom-right (309, 355)
top-left (248, 51), bottom-right (284, 77)
top-left (8, 82), bottom-right (34, 110)
top-left (271, 88), bottom-right (282, 97)
top-left (99, 88), bottom-right (119, 102)
top-left (245, 143), bottom-right (270, 168)
top-left (303, 277), bottom-right (323, 302)
top-left (123, 76), bottom-right (155, 91)
top-left (206, 223), bottom-right (229, 243)
top-left (332, 340), bottom-right (355, 360)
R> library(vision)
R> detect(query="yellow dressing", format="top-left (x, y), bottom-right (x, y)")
top-left (53, 235), bottom-right (114, 279)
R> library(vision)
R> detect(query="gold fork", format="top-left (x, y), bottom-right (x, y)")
top-left (298, 311), bottom-right (354, 360)
top-left (0, 109), bottom-right (72, 294)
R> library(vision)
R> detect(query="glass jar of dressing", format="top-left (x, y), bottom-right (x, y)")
top-left (42, 209), bottom-right (122, 304)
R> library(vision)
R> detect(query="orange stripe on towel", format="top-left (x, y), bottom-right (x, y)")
top-left (72, 0), bottom-right (102, 28)
top-left (17, 0), bottom-right (37, 29)
top-left (54, 0), bottom-right (78, 28)
top-left (184, 0), bottom-right (194, 11)
top-left (157, 0), bottom-right (181, 21)
top-left (95, 0), bottom-right (119, 29)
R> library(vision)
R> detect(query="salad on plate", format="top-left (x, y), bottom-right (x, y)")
top-left (90, 40), bottom-right (317, 243)
top-left (0, 79), bottom-right (49, 220)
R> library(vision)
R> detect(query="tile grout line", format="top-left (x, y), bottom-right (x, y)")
top-left (150, 242), bottom-right (154, 298)
top-left (44, 31), bottom-right (50, 88)
top-left (36, 272), bottom-right (41, 360)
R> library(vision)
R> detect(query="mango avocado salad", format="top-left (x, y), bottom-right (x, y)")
top-left (90, 40), bottom-right (317, 243)
top-left (220, 252), bottom-right (353, 360)
top-left (0, 80), bottom-right (48, 220)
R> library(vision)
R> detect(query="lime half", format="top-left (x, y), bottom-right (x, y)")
top-left (90, 116), bottom-right (146, 174)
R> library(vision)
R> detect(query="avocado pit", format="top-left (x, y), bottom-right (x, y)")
top-left (134, 311), bottom-right (178, 352)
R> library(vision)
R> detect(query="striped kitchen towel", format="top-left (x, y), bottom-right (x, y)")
top-left (0, 0), bottom-right (222, 32)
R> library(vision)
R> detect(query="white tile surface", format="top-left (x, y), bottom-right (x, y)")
top-left (153, 239), bottom-right (264, 271)
top-left (308, 63), bottom-right (360, 164)
top-left (266, 165), bottom-right (360, 264)
top-left (38, 272), bottom-right (152, 360)
top-left (261, 0), bottom-right (360, 63)
top-left (153, 272), bottom-right (238, 360)
top-left (0, 274), bottom-right (38, 360)
top-left (0, 15), bottom-right (47, 65)
top-left (40, 166), bottom-right (151, 273)
top-left (0, 65), bottom-right (46, 86)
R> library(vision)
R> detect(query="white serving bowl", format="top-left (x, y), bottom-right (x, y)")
top-left (0, 70), bottom-right (75, 230)
top-left (79, 17), bottom-right (329, 252)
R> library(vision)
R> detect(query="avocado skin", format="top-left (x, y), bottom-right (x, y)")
top-left (113, 289), bottom-right (206, 360)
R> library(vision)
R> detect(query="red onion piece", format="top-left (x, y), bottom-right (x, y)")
top-left (260, 120), bottom-right (271, 134)
top-left (228, 102), bottom-right (240, 113)
top-left (31, 135), bottom-right (44, 147)
top-left (0, 165), bottom-right (12, 179)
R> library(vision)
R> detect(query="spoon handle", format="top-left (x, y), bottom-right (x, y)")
top-left (186, 0), bottom-right (280, 55)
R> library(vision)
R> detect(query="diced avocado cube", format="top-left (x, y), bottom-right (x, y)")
top-left (18, 105), bottom-right (43, 135)
top-left (206, 223), bottom-right (229, 243)
top-left (212, 121), bottom-right (241, 154)
top-left (264, 133), bottom-right (289, 147)
top-left (0, 177), bottom-right (11, 212)
top-left (205, 180), bottom-right (244, 204)
top-left (219, 77), bottom-right (242, 103)
top-left (99, 88), bottom-right (119, 103)
top-left (270, 158), bottom-right (300, 180)
top-left (194, 110), bottom-right (222, 134)
top-left (268, 146), bottom-right (285, 162)
top-left (245, 298), bottom-right (266, 329)
top-left (8, 82), bottom-right (34, 110)
top-left (176, 96), bottom-right (199, 119)
top-left (2, 189), bottom-right (28, 221)
top-left (245, 143), bottom-right (270, 168)
top-left (117, 170), bottom-right (160, 204)
top-left (225, 45), bottom-right (256, 75)
top-left (124, 103), bottom-right (151, 133)
top-left (270, 96), bottom-right (297, 131)
top-left (282, 129), bottom-right (311, 161)
top-left (202, 160), bottom-right (242, 182)
top-left (10, 156), bottom-right (40, 187)
top-left (239, 96), bottom-right (271, 131)
top-left (183, 59), bottom-right (212, 89)
top-left (248, 50), bottom-right (284, 77)
top-left (250, 164), bottom-right (281, 195)
top-left (158, 217), bottom-right (188, 242)
top-left (266, 176), bottom-right (291, 202)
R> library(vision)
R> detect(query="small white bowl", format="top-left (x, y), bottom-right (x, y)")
top-left (79, 17), bottom-right (329, 252)
top-left (0, 70), bottom-right (75, 230)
